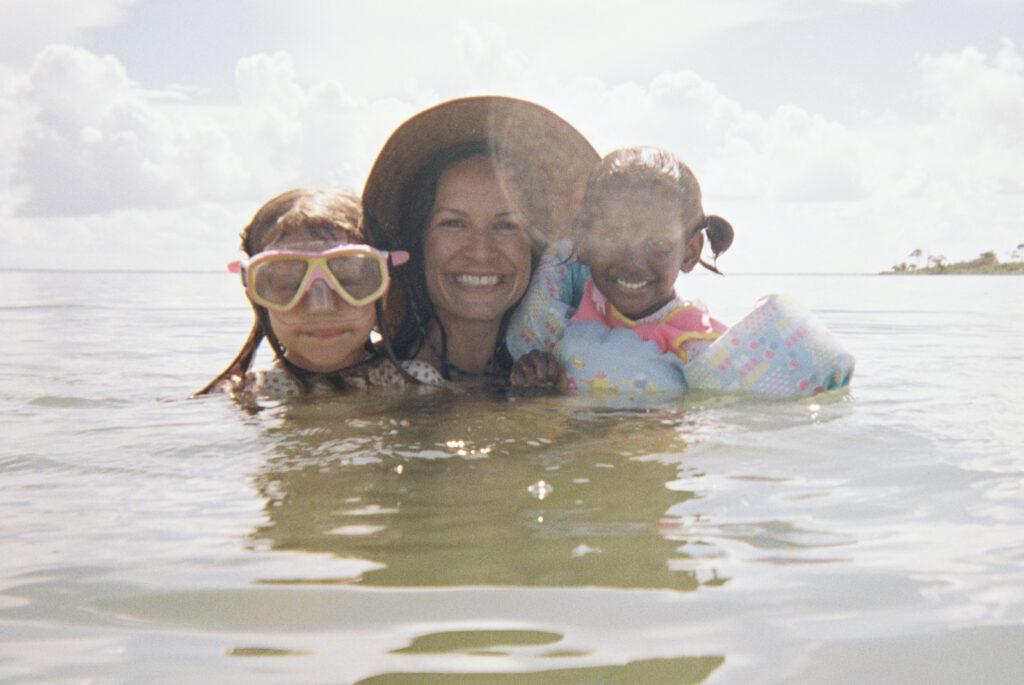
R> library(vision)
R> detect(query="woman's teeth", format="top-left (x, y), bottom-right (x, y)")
top-left (456, 274), bottom-right (500, 287)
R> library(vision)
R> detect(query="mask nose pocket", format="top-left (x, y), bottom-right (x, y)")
top-left (306, 278), bottom-right (336, 311)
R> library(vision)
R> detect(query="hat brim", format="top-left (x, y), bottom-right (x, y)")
top-left (362, 96), bottom-right (599, 243)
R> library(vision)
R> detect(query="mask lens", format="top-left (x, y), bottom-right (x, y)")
top-left (327, 253), bottom-right (385, 302)
top-left (251, 258), bottom-right (309, 308)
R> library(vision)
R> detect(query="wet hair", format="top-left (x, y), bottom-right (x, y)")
top-left (374, 140), bottom-right (550, 379)
top-left (193, 188), bottom-right (412, 397)
top-left (573, 147), bottom-right (734, 273)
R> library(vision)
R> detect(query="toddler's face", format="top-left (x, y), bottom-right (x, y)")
top-left (580, 189), bottom-right (700, 319)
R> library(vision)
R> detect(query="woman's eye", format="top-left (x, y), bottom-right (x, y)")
top-left (436, 217), bottom-right (466, 229)
top-left (494, 220), bottom-right (521, 232)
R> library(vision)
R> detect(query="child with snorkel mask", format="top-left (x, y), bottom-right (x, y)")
top-left (194, 188), bottom-right (441, 402)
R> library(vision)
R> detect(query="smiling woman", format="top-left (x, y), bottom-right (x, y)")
top-left (362, 96), bottom-right (599, 382)
top-left (422, 153), bottom-right (535, 345)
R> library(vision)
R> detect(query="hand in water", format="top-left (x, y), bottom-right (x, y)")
top-left (509, 350), bottom-right (561, 388)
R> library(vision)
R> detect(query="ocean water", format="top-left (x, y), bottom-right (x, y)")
top-left (1, 269), bottom-right (1022, 684)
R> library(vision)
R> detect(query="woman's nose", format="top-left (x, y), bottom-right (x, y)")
top-left (466, 227), bottom-right (498, 259)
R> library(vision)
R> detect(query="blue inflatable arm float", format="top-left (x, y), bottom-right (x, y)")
top-left (507, 242), bottom-right (854, 398)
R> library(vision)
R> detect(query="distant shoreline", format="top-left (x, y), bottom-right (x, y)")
top-left (883, 253), bottom-right (1024, 275)
top-left (882, 264), bottom-right (1024, 275)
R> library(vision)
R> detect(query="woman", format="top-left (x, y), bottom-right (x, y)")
top-left (362, 96), bottom-right (598, 381)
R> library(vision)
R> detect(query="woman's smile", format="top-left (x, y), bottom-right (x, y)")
top-left (423, 156), bottom-right (533, 327)
top-left (452, 272), bottom-right (503, 288)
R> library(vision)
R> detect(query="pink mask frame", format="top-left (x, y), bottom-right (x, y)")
top-left (229, 244), bottom-right (410, 311)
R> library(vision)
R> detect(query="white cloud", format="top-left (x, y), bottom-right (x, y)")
top-left (11, 45), bottom-right (200, 214)
top-left (854, 39), bottom-right (1024, 263)
top-left (3, 14), bottom-right (1024, 273)
top-left (555, 71), bottom-right (866, 204)
top-left (920, 39), bottom-right (1024, 164)
top-left (548, 38), bottom-right (1024, 271)
top-left (5, 46), bottom-right (415, 218)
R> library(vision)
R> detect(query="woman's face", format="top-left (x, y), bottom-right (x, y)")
top-left (422, 156), bottom-right (534, 329)
top-left (259, 228), bottom-right (378, 374)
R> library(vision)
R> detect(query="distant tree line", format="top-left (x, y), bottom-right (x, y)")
top-left (888, 244), bottom-right (1024, 274)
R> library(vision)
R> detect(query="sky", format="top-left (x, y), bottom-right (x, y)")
top-left (1, 0), bottom-right (1022, 273)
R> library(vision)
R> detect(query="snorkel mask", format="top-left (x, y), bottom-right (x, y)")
top-left (231, 245), bottom-right (410, 311)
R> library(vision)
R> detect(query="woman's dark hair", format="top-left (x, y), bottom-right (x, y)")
top-left (193, 188), bottom-right (412, 397)
top-left (573, 147), bottom-right (734, 272)
top-left (377, 140), bottom-right (550, 379)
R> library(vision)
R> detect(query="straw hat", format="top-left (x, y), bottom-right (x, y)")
top-left (362, 95), bottom-right (599, 243)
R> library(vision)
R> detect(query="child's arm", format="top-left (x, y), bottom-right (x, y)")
top-left (509, 350), bottom-right (561, 388)
top-left (507, 240), bottom-right (590, 360)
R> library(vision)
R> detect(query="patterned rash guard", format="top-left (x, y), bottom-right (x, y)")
top-left (553, 281), bottom-right (725, 395)
top-left (220, 357), bottom-right (444, 402)
top-left (508, 242), bottom-right (726, 395)
top-left (571, 279), bottom-right (726, 364)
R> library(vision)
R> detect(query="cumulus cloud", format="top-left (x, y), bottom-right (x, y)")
top-left (6, 46), bottom-right (412, 218)
top-left (919, 38), bottom-right (1024, 190)
top-left (3, 19), bottom-right (1024, 272)
top-left (11, 45), bottom-right (185, 215)
top-left (557, 70), bottom-right (866, 204)
top-left (552, 38), bottom-right (1024, 271)
top-left (857, 39), bottom-right (1024, 262)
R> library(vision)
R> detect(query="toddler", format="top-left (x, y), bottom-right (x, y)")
top-left (510, 147), bottom-right (733, 392)
top-left (509, 148), bottom-right (855, 398)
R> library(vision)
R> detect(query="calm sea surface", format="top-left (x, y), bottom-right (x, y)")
top-left (1, 269), bottom-right (1023, 684)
